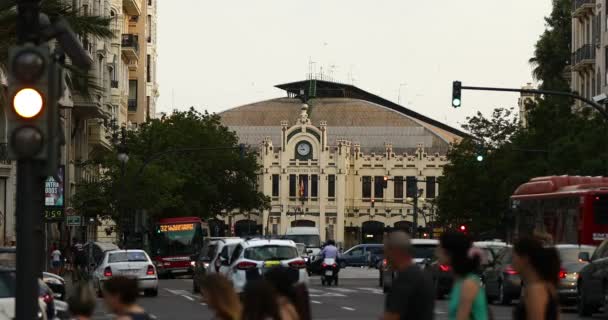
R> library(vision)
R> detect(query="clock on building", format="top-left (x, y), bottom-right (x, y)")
top-left (296, 141), bottom-right (312, 159)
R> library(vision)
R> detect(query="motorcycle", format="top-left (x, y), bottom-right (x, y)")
top-left (320, 258), bottom-right (339, 286)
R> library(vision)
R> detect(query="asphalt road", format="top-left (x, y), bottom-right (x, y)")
top-left (85, 268), bottom-right (601, 320)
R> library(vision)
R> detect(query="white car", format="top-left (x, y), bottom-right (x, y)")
top-left (193, 238), bottom-right (243, 293)
top-left (227, 239), bottom-right (308, 292)
top-left (92, 249), bottom-right (158, 297)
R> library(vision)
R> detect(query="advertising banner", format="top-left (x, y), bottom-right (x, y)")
top-left (44, 166), bottom-right (65, 222)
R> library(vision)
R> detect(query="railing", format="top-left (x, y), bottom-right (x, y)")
top-left (0, 144), bottom-right (10, 165)
top-left (121, 34), bottom-right (139, 54)
top-left (573, 0), bottom-right (594, 11)
top-left (573, 44), bottom-right (596, 65)
top-left (128, 99), bottom-right (137, 111)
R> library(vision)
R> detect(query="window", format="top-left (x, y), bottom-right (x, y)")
top-left (374, 176), bottom-right (384, 199)
top-left (394, 176), bottom-right (404, 199)
top-left (362, 176), bottom-right (372, 198)
top-left (406, 176), bottom-right (417, 198)
top-left (311, 175), bottom-right (318, 198)
top-left (426, 176), bottom-right (436, 198)
top-left (146, 96), bottom-right (150, 121)
top-left (347, 247), bottom-right (364, 256)
top-left (147, 15), bottom-right (152, 43)
top-left (272, 175), bottom-right (279, 197)
top-left (328, 175), bottom-right (336, 198)
top-left (146, 54), bottom-right (151, 82)
top-left (148, 0), bottom-right (152, 6)
top-left (230, 245), bottom-right (243, 264)
top-left (128, 80), bottom-right (138, 111)
top-left (289, 175), bottom-right (296, 197)
top-left (244, 246), bottom-right (298, 261)
top-left (298, 175), bottom-right (308, 199)
top-left (272, 224), bottom-right (278, 236)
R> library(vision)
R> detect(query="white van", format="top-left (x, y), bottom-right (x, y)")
top-left (284, 227), bottom-right (322, 256)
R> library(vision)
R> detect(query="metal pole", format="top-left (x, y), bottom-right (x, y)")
top-left (16, 160), bottom-right (45, 320)
top-left (412, 190), bottom-right (418, 237)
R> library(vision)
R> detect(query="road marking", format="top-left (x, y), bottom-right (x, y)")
top-left (200, 303), bottom-right (207, 306)
top-left (182, 294), bottom-right (195, 301)
top-left (435, 311), bottom-right (447, 315)
top-left (341, 306), bottom-right (356, 311)
top-left (327, 288), bottom-right (357, 293)
top-left (356, 287), bottom-right (383, 294)
top-left (311, 300), bottom-right (322, 304)
top-left (165, 288), bottom-right (191, 296)
top-left (309, 292), bottom-right (346, 297)
top-left (308, 288), bottom-right (323, 293)
top-left (150, 315), bottom-right (158, 320)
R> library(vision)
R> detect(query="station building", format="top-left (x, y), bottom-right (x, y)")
top-left (219, 80), bottom-right (466, 247)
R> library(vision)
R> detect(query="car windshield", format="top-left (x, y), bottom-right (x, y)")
top-left (244, 245), bottom-right (298, 261)
top-left (284, 235), bottom-right (320, 248)
top-left (558, 247), bottom-right (596, 263)
top-left (0, 271), bottom-right (15, 298)
top-left (108, 251), bottom-right (149, 263)
top-left (413, 245), bottom-right (437, 259)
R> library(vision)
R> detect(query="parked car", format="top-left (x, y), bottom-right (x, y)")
top-left (42, 272), bottom-right (66, 300)
top-left (340, 244), bottom-right (383, 268)
top-left (576, 240), bottom-right (608, 317)
top-left (92, 249), bottom-right (158, 297)
top-left (380, 239), bottom-right (438, 293)
top-left (193, 237), bottom-right (242, 293)
top-left (226, 239), bottom-right (308, 292)
top-left (482, 247), bottom-right (521, 305)
top-left (552, 244), bottom-right (596, 306)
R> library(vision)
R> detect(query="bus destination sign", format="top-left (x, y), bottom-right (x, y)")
top-left (159, 223), bottom-right (194, 232)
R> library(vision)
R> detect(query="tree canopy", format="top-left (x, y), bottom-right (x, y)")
top-left (72, 109), bottom-right (270, 225)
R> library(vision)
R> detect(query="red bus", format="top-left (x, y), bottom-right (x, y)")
top-left (150, 217), bottom-right (210, 277)
top-left (511, 175), bottom-right (608, 245)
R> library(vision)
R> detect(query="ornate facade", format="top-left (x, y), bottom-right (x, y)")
top-left (220, 80), bottom-right (465, 247)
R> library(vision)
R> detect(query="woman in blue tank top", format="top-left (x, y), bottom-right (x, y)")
top-left (438, 232), bottom-right (489, 320)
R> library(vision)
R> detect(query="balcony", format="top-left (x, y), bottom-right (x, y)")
top-left (572, 0), bottom-right (594, 18)
top-left (123, 0), bottom-right (141, 16)
top-left (572, 44), bottom-right (596, 70)
top-left (121, 34), bottom-right (139, 61)
top-left (88, 123), bottom-right (112, 150)
top-left (128, 99), bottom-right (137, 112)
top-left (127, 59), bottom-right (138, 71)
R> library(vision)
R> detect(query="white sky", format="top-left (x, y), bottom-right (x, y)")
top-left (157, 0), bottom-right (552, 129)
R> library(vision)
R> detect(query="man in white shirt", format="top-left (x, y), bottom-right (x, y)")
top-left (51, 245), bottom-right (62, 274)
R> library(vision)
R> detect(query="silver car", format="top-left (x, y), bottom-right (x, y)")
top-left (92, 250), bottom-right (159, 297)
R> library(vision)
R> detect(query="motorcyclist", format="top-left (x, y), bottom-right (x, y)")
top-left (320, 240), bottom-right (339, 259)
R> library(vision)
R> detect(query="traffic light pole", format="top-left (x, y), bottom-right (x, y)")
top-left (459, 85), bottom-right (608, 121)
top-left (15, 160), bottom-right (45, 320)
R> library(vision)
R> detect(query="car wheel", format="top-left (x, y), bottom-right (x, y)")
top-left (339, 261), bottom-right (347, 269)
top-left (498, 283), bottom-right (511, 305)
top-left (578, 286), bottom-right (593, 317)
top-left (145, 289), bottom-right (159, 297)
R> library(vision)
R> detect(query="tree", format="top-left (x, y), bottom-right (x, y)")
top-left (0, 0), bottom-right (112, 98)
top-left (72, 108), bottom-right (270, 227)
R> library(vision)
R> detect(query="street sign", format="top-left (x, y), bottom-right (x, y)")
top-left (66, 215), bottom-right (82, 226)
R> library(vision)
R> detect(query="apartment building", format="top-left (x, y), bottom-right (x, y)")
top-left (571, 1), bottom-right (601, 104)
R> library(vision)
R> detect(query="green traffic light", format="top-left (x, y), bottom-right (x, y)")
top-left (452, 98), bottom-right (461, 107)
top-left (476, 155), bottom-right (484, 162)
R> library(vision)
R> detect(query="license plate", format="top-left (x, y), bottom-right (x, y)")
top-left (325, 270), bottom-right (333, 276)
top-left (171, 268), bottom-right (188, 273)
top-left (264, 261), bottom-right (281, 268)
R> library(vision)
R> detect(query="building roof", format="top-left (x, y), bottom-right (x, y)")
top-left (220, 80), bottom-right (467, 154)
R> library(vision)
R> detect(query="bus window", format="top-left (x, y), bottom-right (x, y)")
top-left (593, 195), bottom-right (608, 225)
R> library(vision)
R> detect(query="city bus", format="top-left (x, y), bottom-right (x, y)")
top-left (150, 217), bottom-right (210, 277)
top-left (510, 175), bottom-right (608, 245)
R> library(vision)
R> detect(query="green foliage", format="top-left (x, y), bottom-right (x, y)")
top-left (72, 109), bottom-right (270, 225)
top-left (0, 0), bottom-right (112, 98)
top-left (438, 0), bottom-right (608, 237)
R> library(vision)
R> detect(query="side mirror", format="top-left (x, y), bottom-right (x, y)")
top-left (579, 252), bottom-right (591, 262)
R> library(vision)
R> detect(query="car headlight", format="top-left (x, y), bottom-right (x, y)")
top-left (190, 261), bottom-right (196, 267)
top-left (203, 262), bottom-right (209, 268)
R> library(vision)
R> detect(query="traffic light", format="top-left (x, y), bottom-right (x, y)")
top-left (452, 81), bottom-right (462, 108)
top-left (475, 145), bottom-right (486, 162)
top-left (7, 44), bottom-right (55, 161)
top-left (382, 176), bottom-right (389, 189)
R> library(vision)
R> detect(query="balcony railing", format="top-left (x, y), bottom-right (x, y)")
top-left (573, 0), bottom-right (594, 17)
top-left (128, 98), bottom-right (137, 111)
top-left (573, 44), bottom-right (596, 67)
top-left (121, 34), bottom-right (139, 53)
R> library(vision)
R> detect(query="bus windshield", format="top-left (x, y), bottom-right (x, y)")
top-left (152, 222), bottom-right (205, 257)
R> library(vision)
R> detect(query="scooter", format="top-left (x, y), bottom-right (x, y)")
top-left (320, 258), bottom-right (339, 286)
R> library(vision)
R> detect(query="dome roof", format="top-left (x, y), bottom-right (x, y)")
top-left (219, 80), bottom-right (466, 154)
